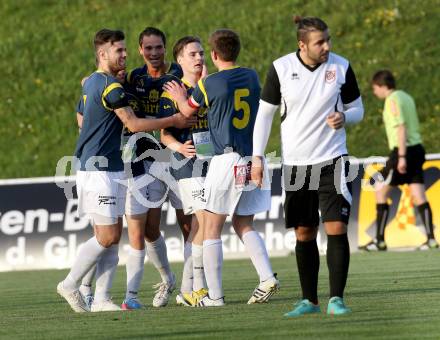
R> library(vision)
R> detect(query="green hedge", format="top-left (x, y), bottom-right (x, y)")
top-left (1, 0), bottom-right (439, 178)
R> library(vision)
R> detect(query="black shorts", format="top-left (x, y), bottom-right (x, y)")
top-left (283, 156), bottom-right (352, 229)
top-left (380, 144), bottom-right (425, 186)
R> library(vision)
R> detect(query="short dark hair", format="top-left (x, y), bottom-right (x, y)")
top-left (372, 70), bottom-right (396, 89)
top-left (94, 29), bottom-right (125, 51)
top-left (208, 29), bottom-right (240, 62)
top-left (172, 36), bottom-right (202, 61)
top-left (293, 16), bottom-right (328, 42)
top-left (138, 27), bottom-right (166, 47)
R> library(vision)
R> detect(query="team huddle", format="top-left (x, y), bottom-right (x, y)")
top-left (57, 16), bottom-right (437, 317)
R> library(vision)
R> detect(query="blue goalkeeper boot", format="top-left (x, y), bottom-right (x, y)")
top-left (284, 299), bottom-right (321, 317)
top-left (327, 296), bottom-right (351, 315)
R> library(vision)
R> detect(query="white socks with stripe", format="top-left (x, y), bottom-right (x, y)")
top-left (146, 235), bottom-right (173, 283)
top-left (203, 239), bottom-right (223, 299)
top-left (79, 264), bottom-right (96, 297)
top-left (94, 244), bottom-right (119, 303)
top-left (242, 230), bottom-right (274, 282)
top-left (180, 242), bottom-right (193, 294)
top-left (125, 246), bottom-right (146, 300)
top-left (192, 243), bottom-right (206, 291)
top-left (63, 236), bottom-right (106, 292)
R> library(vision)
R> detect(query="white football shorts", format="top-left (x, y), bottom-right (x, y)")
top-left (178, 176), bottom-right (206, 215)
top-left (144, 160), bottom-right (182, 210)
top-left (203, 152), bottom-right (271, 216)
top-left (76, 170), bottom-right (126, 225)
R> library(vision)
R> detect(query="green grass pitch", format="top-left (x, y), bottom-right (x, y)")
top-left (1, 251), bottom-right (439, 339)
top-left (1, 0), bottom-right (440, 179)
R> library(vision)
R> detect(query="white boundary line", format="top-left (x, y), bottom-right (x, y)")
top-left (0, 153), bottom-right (439, 186)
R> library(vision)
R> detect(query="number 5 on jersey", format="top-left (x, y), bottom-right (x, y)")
top-left (233, 88), bottom-right (250, 129)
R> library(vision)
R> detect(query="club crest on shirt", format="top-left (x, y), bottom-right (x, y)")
top-left (149, 89), bottom-right (160, 102)
top-left (325, 70), bottom-right (336, 83)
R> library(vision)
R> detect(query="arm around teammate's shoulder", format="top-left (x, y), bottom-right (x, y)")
top-left (114, 106), bottom-right (195, 132)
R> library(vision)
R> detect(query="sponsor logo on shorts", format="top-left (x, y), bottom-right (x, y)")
top-left (98, 195), bottom-right (116, 206)
top-left (234, 162), bottom-right (252, 187)
top-left (192, 189), bottom-right (206, 202)
top-left (341, 207), bottom-right (349, 216)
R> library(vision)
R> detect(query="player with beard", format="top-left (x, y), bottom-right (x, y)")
top-left (57, 29), bottom-right (191, 313)
top-left (252, 16), bottom-right (364, 316)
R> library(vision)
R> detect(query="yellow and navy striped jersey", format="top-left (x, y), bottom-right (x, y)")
top-left (190, 66), bottom-right (260, 157)
top-left (158, 78), bottom-right (210, 180)
top-left (74, 70), bottom-right (128, 171)
top-left (124, 62), bottom-right (183, 168)
top-left (125, 62), bottom-right (183, 119)
top-left (158, 78), bottom-right (208, 144)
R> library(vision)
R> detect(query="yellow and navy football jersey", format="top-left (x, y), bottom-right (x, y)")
top-left (158, 78), bottom-right (210, 180)
top-left (159, 78), bottom-right (208, 144)
top-left (126, 62), bottom-right (183, 119)
top-left (74, 70), bottom-right (128, 171)
top-left (190, 66), bottom-right (260, 157)
top-left (124, 62), bottom-right (183, 167)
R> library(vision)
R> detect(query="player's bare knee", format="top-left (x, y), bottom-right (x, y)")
top-left (144, 228), bottom-right (161, 242)
top-left (232, 224), bottom-right (254, 239)
top-left (129, 232), bottom-right (145, 249)
top-left (295, 226), bottom-right (318, 242)
top-left (325, 222), bottom-right (347, 235)
top-left (409, 184), bottom-right (427, 206)
top-left (204, 225), bottom-right (222, 240)
top-left (96, 230), bottom-right (121, 247)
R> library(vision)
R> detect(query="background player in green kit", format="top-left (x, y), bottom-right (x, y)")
top-left (159, 36), bottom-right (210, 306)
top-left (164, 29), bottom-right (279, 307)
top-left (366, 70), bottom-right (438, 251)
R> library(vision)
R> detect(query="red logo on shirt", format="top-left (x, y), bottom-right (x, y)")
top-left (325, 70), bottom-right (336, 83)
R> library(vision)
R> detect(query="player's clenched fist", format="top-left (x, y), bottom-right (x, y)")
top-left (326, 111), bottom-right (345, 129)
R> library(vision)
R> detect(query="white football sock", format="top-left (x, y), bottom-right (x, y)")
top-left (146, 235), bottom-right (173, 283)
top-left (125, 246), bottom-right (146, 300)
top-left (94, 244), bottom-right (119, 303)
top-left (242, 230), bottom-right (274, 282)
top-left (180, 242), bottom-right (193, 294)
top-left (79, 264), bottom-right (96, 296)
top-left (192, 243), bottom-right (206, 291)
top-left (203, 239), bottom-right (223, 299)
top-left (63, 236), bottom-right (106, 292)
